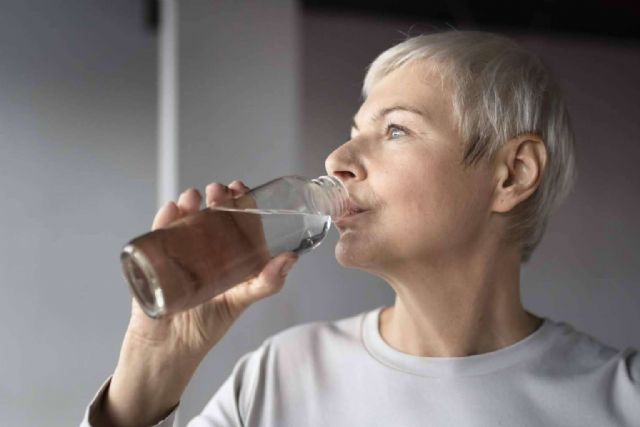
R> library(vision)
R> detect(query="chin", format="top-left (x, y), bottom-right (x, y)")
top-left (334, 238), bottom-right (379, 270)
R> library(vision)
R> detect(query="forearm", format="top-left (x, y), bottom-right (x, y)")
top-left (95, 333), bottom-right (203, 427)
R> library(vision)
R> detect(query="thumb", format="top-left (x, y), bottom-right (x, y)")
top-left (274, 253), bottom-right (298, 277)
top-left (242, 253), bottom-right (299, 305)
top-left (221, 253), bottom-right (299, 315)
top-left (261, 252), bottom-right (298, 292)
top-left (225, 252), bottom-right (298, 313)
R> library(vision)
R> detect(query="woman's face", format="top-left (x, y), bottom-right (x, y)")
top-left (324, 61), bottom-right (497, 274)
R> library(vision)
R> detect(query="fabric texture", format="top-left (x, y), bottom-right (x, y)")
top-left (81, 306), bottom-right (640, 426)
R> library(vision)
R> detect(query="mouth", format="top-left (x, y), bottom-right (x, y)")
top-left (334, 199), bottom-right (370, 227)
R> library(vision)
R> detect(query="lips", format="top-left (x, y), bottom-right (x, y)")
top-left (334, 198), bottom-right (370, 227)
top-left (345, 199), bottom-right (368, 216)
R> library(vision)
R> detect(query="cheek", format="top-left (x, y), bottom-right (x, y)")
top-left (392, 160), bottom-right (454, 222)
top-left (382, 164), bottom-right (488, 256)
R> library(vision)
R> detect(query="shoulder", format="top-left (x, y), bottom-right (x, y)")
top-left (546, 319), bottom-right (619, 367)
top-left (232, 309), bottom-right (371, 415)
top-left (543, 318), bottom-right (640, 385)
top-left (232, 308), bottom-right (374, 379)
top-left (261, 308), bottom-right (368, 356)
top-left (236, 308), bottom-right (370, 371)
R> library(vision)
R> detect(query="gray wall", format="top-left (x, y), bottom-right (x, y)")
top-left (300, 11), bottom-right (640, 352)
top-left (0, 1), bottom-right (156, 426)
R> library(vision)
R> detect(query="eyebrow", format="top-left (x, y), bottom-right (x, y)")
top-left (351, 105), bottom-right (429, 131)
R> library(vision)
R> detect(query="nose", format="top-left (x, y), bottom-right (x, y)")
top-left (324, 140), bottom-right (366, 184)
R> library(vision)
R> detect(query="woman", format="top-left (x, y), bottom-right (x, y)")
top-left (82, 31), bottom-right (639, 426)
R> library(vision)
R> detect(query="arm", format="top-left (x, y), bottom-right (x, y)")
top-left (83, 181), bottom-right (298, 427)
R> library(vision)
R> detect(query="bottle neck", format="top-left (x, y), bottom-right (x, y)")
top-left (311, 175), bottom-right (350, 219)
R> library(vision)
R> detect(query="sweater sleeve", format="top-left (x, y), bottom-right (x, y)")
top-left (187, 344), bottom-right (268, 427)
top-left (612, 346), bottom-right (640, 422)
top-left (79, 376), bottom-right (178, 427)
top-left (79, 343), bottom-right (267, 427)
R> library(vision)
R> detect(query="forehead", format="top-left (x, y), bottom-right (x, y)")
top-left (356, 61), bottom-right (450, 123)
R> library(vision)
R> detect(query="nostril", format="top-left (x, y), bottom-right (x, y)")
top-left (335, 171), bottom-right (355, 180)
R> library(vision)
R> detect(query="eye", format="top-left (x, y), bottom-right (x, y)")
top-left (386, 123), bottom-right (408, 140)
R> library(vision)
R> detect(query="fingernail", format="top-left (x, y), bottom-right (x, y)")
top-left (280, 258), bottom-right (296, 276)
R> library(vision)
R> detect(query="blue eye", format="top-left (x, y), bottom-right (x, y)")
top-left (387, 124), bottom-right (407, 140)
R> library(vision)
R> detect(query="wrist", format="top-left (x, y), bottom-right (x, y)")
top-left (105, 333), bottom-right (202, 427)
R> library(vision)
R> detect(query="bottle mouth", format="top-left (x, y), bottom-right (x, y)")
top-left (312, 175), bottom-right (350, 218)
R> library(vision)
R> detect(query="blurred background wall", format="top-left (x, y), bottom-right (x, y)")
top-left (0, 1), bottom-right (156, 426)
top-left (0, 0), bottom-right (638, 425)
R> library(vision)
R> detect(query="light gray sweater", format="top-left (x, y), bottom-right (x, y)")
top-left (81, 306), bottom-right (640, 426)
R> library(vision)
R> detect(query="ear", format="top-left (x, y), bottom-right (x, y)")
top-left (492, 134), bottom-right (547, 214)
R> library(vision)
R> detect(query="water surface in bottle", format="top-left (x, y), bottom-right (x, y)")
top-left (211, 207), bottom-right (332, 255)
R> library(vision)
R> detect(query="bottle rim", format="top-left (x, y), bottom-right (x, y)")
top-left (312, 175), bottom-right (350, 218)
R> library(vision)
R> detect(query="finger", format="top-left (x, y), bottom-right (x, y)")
top-left (228, 180), bottom-right (251, 198)
top-left (228, 180), bottom-right (257, 210)
top-left (205, 183), bottom-right (231, 207)
top-left (177, 188), bottom-right (202, 215)
top-left (151, 201), bottom-right (180, 230)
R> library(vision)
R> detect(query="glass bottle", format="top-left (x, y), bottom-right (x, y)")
top-left (120, 175), bottom-right (349, 318)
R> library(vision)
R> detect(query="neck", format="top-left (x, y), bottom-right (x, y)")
top-left (377, 245), bottom-right (542, 358)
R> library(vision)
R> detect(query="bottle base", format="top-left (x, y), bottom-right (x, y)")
top-left (121, 244), bottom-right (167, 318)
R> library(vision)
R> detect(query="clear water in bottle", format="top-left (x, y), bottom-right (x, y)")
top-left (121, 206), bottom-right (331, 317)
top-left (212, 207), bottom-right (332, 255)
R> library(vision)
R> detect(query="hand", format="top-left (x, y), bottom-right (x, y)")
top-left (126, 180), bottom-right (299, 358)
top-left (100, 180), bottom-right (298, 427)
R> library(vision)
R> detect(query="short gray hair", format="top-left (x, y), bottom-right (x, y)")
top-left (363, 30), bottom-right (577, 263)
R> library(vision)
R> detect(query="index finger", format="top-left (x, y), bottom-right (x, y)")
top-left (228, 180), bottom-right (250, 196)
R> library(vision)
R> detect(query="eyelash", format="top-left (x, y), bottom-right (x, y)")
top-left (348, 123), bottom-right (410, 141)
top-left (385, 122), bottom-right (409, 140)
